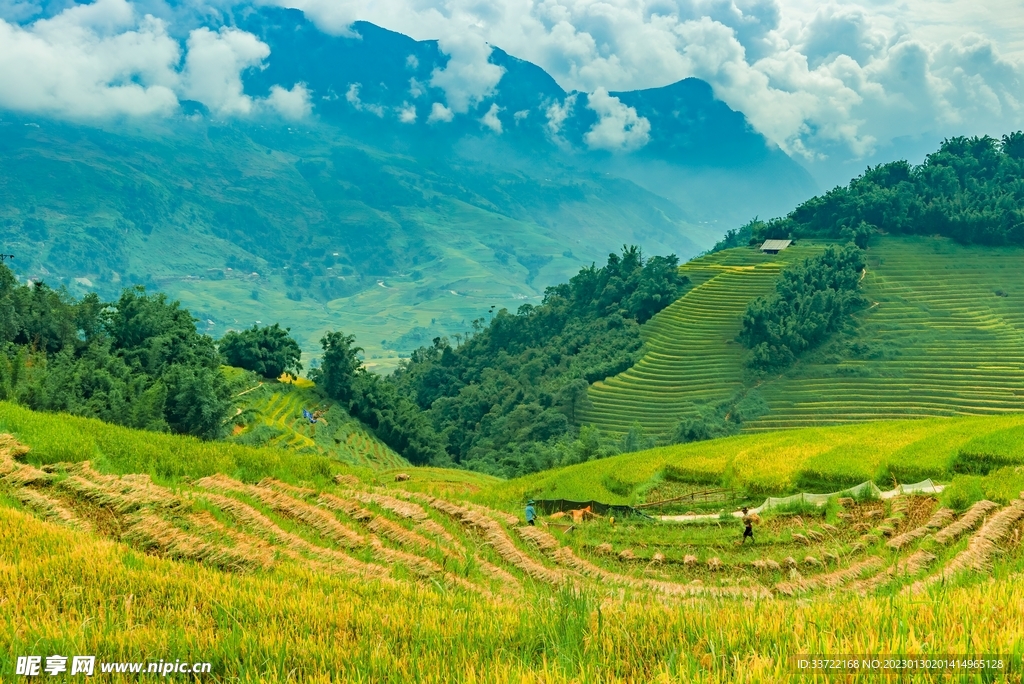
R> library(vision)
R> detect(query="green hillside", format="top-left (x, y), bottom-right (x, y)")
top-left (0, 119), bottom-right (708, 370)
top-left (225, 371), bottom-right (408, 469)
top-left (751, 236), bottom-right (1024, 428)
top-left (584, 236), bottom-right (1024, 438)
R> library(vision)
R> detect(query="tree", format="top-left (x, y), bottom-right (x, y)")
top-left (620, 421), bottom-right (654, 453)
top-left (220, 324), bottom-right (303, 379)
top-left (739, 245), bottom-right (866, 372)
top-left (557, 378), bottom-right (592, 424)
top-left (105, 286), bottom-right (220, 373)
top-left (162, 364), bottom-right (231, 439)
top-left (312, 331), bottom-right (363, 405)
top-left (313, 329), bottom-right (445, 464)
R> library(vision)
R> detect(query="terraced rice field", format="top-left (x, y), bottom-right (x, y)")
top-left (232, 378), bottom-right (407, 469)
top-left (5, 416), bottom-right (1024, 681)
top-left (585, 236), bottom-right (1024, 437)
top-left (750, 237), bottom-right (1024, 429)
top-left (582, 242), bottom-right (825, 435)
top-left (3, 432), bottom-right (1020, 604)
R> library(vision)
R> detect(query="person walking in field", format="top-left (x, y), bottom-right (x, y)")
top-left (741, 507), bottom-right (756, 543)
top-left (525, 500), bottom-right (537, 526)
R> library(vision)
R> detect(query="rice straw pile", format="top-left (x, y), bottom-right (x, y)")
top-left (933, 500), bottom-right (999, 544)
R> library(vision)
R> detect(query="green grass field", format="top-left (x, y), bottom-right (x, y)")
top-left (584, 236), bottom-right (1024, 438)
top-left (750, 236), bottom-right (1024, 428)
top-left (3, 406), bottom-right (1024, 681)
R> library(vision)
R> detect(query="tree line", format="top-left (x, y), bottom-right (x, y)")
top-left (739, 245), bottom-right (866, 372)
top-left (0, 246), bottom-right (686, 476)
top-left (715, 132), bottom-right (1024, 250)
top-left (0, 269), bottom-right (230, 438)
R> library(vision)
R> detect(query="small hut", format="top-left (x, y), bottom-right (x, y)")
top-left (759, 239), bottom-right (792, 254)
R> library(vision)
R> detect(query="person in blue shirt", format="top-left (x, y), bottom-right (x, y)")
top-left (525, 500), bottom-right (536, 526)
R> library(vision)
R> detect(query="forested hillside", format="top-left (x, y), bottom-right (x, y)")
top-left (0, 268), bottom-right (230, 438)
top-left (306, 247), bottom-right (687, 476)
top-left (735, 133), bottom-right (1024, 247)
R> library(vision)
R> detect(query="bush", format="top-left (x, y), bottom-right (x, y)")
top-left (220, 324), bottom-right (303, 379)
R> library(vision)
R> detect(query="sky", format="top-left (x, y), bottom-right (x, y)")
top-left (0, 0), bottom-right (1021, 187)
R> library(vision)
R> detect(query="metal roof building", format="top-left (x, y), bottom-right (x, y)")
top-left (759, 239), bottom-right (792, 254)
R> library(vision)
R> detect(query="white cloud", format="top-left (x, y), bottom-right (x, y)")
top-left (0, 0), bottom-right (41, 23)
top-left (427, 101), bottom-right (454, 122)
top-left (269, 0), bottom-right (1023, 165)
top-left (545, 93), bottom-right (576, 135)
top-left (344, 82), bottom-right (385, 116)
top-left (0, 0), bottom-right (180, 119)
top-left (181, 27), bottom-right (269, 116)
top-left (266, 82), bottom-right (312, 119)
top-left (398, 102), bottom-right (417, 123)
top-left (799, 4), bottom-right (887, 68)
top-left (514, 109), bottom-right (529, 122)
top-left (429, 34), bottom-right (505, 113)
top-left (4, 0), bottom-right (1023, 167)
top-left (479, 102), bottom-right (503, 133)
top-left (0, 0), bottom-right (313, 122)
top-left (584, 87), bottom-right (650, 151)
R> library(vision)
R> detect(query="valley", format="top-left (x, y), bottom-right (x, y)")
top-left (3, 0), bottom-right (1024, 680)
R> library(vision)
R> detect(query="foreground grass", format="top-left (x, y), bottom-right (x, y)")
top-left (2, 505), bottom-right (1023, 683)
top-left (3, 405), bottom-right (1024, 681)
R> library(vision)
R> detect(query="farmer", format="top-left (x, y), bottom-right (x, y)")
top-left (525, 500), bottom-right (537, 526)
top-left (741, 507), bottom-right (755, 543)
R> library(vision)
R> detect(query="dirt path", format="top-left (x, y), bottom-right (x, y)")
top-left (659, 511), bottom-right (743, 523)
top-left (234, 382), bottom-right (264, 398)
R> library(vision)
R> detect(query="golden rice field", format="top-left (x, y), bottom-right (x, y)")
top-left (495, 413), bottom-right (1024, 506)
top-left (3, 407), bottom-right (1024, 682)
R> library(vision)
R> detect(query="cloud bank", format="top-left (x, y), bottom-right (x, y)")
top-left (0, 0), bottom-right (310, 120)
top-left (271, 0), bottom-right (1024, 165)
top-left (0, 0), bottom-right (1022, 171)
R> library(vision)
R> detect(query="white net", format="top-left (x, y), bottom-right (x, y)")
top-left (751, 479), bottom-right (940, 513)
top-left (880, 479), bottom-right (941, 499)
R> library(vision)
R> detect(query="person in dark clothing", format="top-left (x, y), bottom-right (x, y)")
top-left (525, 500), bottom-right (536, 526)
top-left (741, 506), bottom-right (755, 543)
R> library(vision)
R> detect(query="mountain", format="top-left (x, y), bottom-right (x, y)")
top-left (0, 8), bottom-right (817, 368)
top-left (238, 11), bottom-right (815, 224)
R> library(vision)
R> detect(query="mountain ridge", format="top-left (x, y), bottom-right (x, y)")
top-left (0, 7), bottom-right (817, 368)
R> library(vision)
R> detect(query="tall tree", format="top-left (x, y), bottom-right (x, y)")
top-left (220, 323), bottom-right (303, 379)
